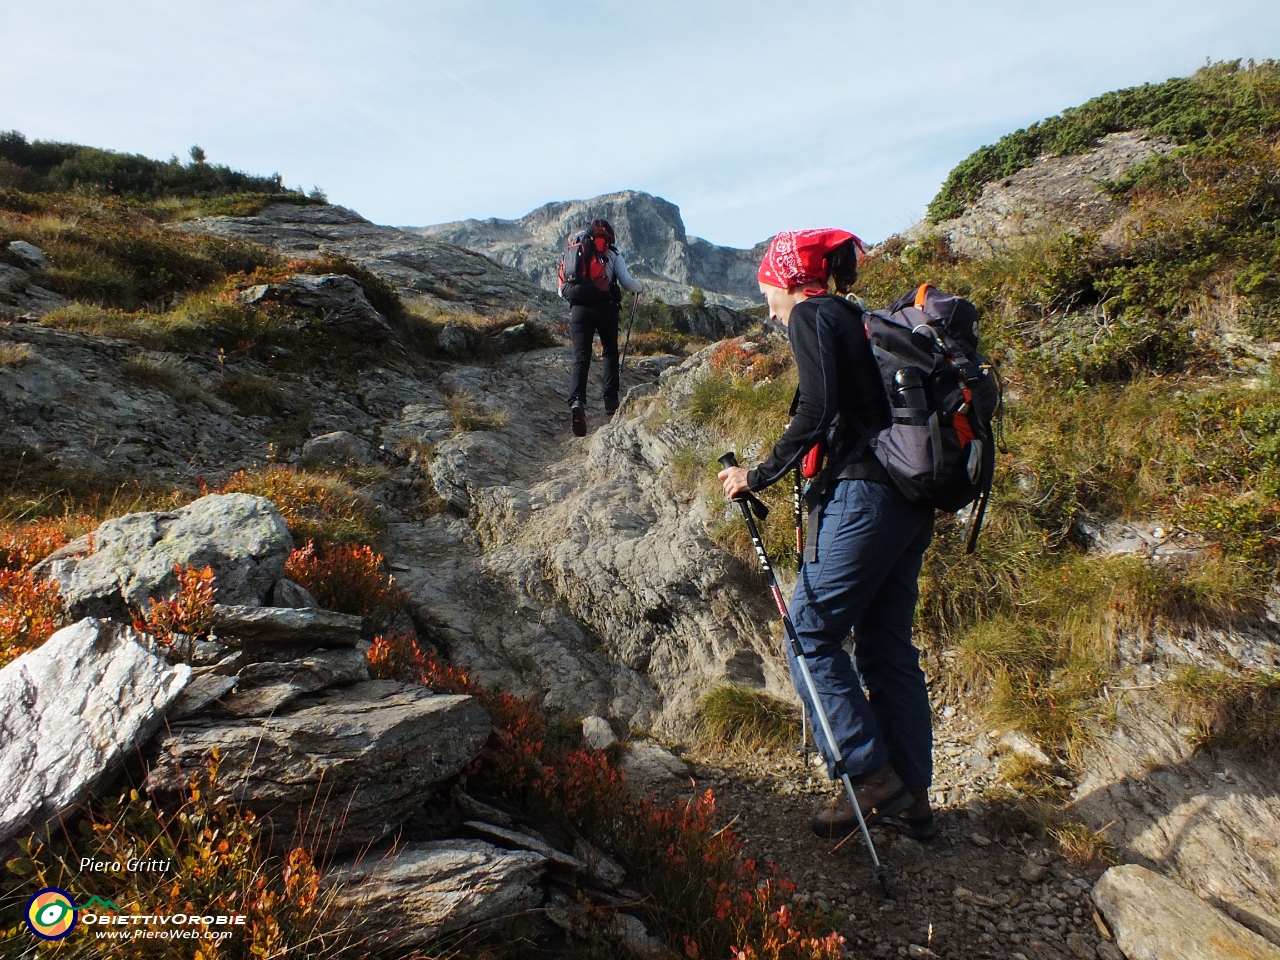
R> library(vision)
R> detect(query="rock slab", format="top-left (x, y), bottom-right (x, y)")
top-left (51, 494), bottom-right (292, 618)
top-left (1092, 863), bottom-right (1280, 960)
top-left (147, 680), bottom-right (490, 851)
top-left (325, 839), bottom-right (545, 951)
top-left (0, 619), bottom-right (190, 851)
top-left (208, 604), bottom-right (363, 647)
top-left (241, 273), bottom-right (394, 343)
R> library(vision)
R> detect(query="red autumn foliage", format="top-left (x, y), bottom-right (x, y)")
top-left (133, 564), bottom-right (217, 651)
top-left (0, 570), bottom-right (64, 666)
top-left (284, 541), bottom-right (402, 627)
top-left (363, 633), bottom-right (843, 960)
top-left (709, 337), bottom-right (791, 382)
top-left (0, 515), bottom-right (94, 572)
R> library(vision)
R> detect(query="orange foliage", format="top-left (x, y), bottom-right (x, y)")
top-left (0, 571), bottom-right (64, 666)
top-left (285, 541), bottom-right (401, 626)
top-left (0, 515), bottom-right (93, 572)
top-left (367, 632), bottom-right (479, 696)
top-left (708, 337), bottom-right (791, 382)
top-left (362, 633), bottom-right (843, 960)
top-left (134, 564), bottom-right (217, 651)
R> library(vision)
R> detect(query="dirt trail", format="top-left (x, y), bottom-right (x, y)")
top-left (665, 712), bottom-right (1116, 960)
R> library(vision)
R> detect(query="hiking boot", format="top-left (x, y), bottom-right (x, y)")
top-left (604, 402), bottom-right (618, 416)
top-left (570, 402), bottom-right (587, 437)
top-left (810, 763), bottom-right (912, 840)
top-left (870, 786), bottom-right (937, 842)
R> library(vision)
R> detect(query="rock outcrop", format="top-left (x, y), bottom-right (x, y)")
top-left (0, 241), bottom-right (66, 318)
top-left (1093, 863), bottom-right (1280, 960)
top-left (179, 203), bottom-right (563, 318)
top-left (0, 619), bottom-right (190, 852)
top-left (911, 130), bottom-right (1174, 258)
top-left (40, 494), bottom-right (292, 619)
top-left (416, 190), bottom-right (764, 308)
top-left (239, 273), bottom-right (394, 342)
top-left (325, 840), bottom-right (546, 951)
top-left (147, 681), bottom-right (491, 851)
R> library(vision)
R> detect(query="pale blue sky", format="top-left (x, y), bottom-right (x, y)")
top-left (3, 1), bottom-right (1277, 247)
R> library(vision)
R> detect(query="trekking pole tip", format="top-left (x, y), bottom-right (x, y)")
top-left (875, 864), bottom-right (894, 898)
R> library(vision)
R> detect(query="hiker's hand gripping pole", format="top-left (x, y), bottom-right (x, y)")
top-left (717, 452), bottom-right (893, 896)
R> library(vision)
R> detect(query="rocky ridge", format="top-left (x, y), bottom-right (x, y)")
top-left (416, 189), bottom-right (766, 309)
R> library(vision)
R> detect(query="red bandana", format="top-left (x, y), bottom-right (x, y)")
top-left (757, 228), bottom-right (863, 290)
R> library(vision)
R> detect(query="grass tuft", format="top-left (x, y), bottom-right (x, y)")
top-left (1166, 666), bottom-right (1280, 756)
top-left (696, 685), bottom-right (801, 751)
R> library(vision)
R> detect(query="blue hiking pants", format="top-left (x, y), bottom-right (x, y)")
top-left (786, 478), bottom-right (935, 787)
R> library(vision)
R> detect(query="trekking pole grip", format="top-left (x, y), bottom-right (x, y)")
top-left (717, 452), bottom-right (769, 520)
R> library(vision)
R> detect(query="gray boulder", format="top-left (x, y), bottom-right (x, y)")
top-left (146, 680), bottom-right (490, 851)
top-left (582, 715), bottom-right (617, 750)
top-left (300, 430), bottom-right (375, 468)
top-left (1093, 863), bottom-right (1280, 959)
top-left (8, 240), bottom-right (49, 269)
top-left (618, 741), bottom-right (688, 794)
top-left (51, 494), bottom-right (292, 619)
top-left (240, 273), bottom-right (395, 343)
top-left (0, 619), bottom-right (190, 852)
top-left (270, 578), bottom-right (320, 609)
top-left (438, 322), bottom-right (473, 357)
top-left (0, 262), bottom-right (66, 318)
top-left (325, 840), bottom-right (545, 951)
top-left (207, 604), bottom-right (363, 648)
top-left (217, 648), bottom-right (370, 718)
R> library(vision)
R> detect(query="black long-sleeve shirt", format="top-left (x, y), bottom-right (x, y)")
top-left (746, 295), bottom-right (891, 492)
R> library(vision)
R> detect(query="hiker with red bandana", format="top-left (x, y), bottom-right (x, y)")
top-left (718, 229), bottom-right (937, 842)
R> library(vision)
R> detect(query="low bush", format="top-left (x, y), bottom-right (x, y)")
top-left (132, 564), bottom-right (217, 661)
top-left (215, 466), bottom-right (381, 546)
top-left (284, 542), bottom-right (402, 628)
top-left (0, 515), bottom-right (92, 571)
top-left (362, 639), bottom-right (842, 959)
top-left (0, 759), bottom-right (340, 959)
top-left (0, 571), bottom-right (63, 667)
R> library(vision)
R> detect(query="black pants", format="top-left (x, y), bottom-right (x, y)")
top-left (568, 303), bottom-right (620, 409)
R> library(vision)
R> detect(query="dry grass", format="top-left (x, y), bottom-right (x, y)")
top-left (1166, 666), bottom-right (1280, 756)
top-left (695, 685), bottom-right (802, 752)
top-left (446, 391), bottom-right (509, 433)
top-left (0, 343), bottom-right (34, 367)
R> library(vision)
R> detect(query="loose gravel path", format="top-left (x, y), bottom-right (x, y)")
top-left (665, 710), bottom-right (1123, 960)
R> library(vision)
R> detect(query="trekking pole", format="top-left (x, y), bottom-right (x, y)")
top-left (792, 467), bottom-right (813, 764)
top-left (619, 289), bottom-right (641, 381)
top-left (718, 451), bottom-right (893, 896)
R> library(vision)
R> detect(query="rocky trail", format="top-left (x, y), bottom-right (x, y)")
top-left (5, 183), bottom-right (1280, 957)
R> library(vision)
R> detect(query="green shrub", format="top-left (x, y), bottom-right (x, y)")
top-left (0, 129), bottom-right (314, 202)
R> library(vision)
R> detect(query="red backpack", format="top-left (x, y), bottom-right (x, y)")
top-left (558, 228), bottom-right (615, 305)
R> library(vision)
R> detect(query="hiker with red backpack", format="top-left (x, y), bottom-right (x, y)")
top-left (718, 229), bottom-right (998, 846)
top-left (558, 218), bottom-right (645, 436)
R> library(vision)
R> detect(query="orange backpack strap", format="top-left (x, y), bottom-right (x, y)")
top-left (914, 283), bottom-right (932, 311)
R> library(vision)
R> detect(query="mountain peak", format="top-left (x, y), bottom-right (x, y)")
top-left (414, 191), bottom-right (762, 308)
